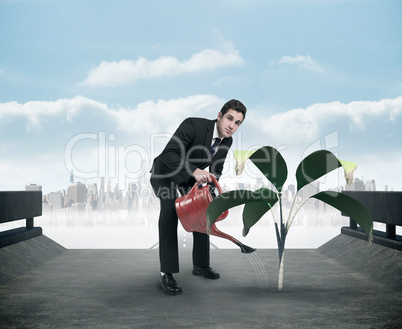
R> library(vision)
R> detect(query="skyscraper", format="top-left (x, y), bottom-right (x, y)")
top-left (345, 178), bottom-right (365, 191)
top-left (49, 192), bottom-right (63, 210)
top-left (365, 180), bottom-right (376, 191)
top-left (67, 182), bottom-right (86, 206)
top-left (25, 184), bottom-right (42, 191)
top-left (100, 177), bottom-right (105, 191)
top-left (107, 179), bottom-right (112, 197)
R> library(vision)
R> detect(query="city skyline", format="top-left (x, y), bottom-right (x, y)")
top-left (35, 169), bottom-right (380, 214)
top-left (27, 168), bottom-right (381, 251)
top-left (1, 1), bottom-right (401, 194)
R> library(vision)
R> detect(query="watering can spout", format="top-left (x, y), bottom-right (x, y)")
top-left (209, 224), bottom-right (256, 254)
top-left (239, 243), bottom-right (257, 254)
top-left (175, 176), bottom-right (256, 253)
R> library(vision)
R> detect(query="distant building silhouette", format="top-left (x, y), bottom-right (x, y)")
top-left (114, 183), bottom-right (122, 200)
top-left (71, 202), bottom-right (85, 214)
top-left (107, 179), bottom-right (112, 197)
top-left (365, 180), bottom-right (376, 191)
top-left (25, 184), bottom-right (42, 191)
top-left (48, 192), bottom-right (63, 210)
top-left (87, 183), bottom-right (98, 211)
top-left (287, 184), bottom-right (295, 196)
top-left (302, 181), bottom-right (320, 210)
top-left (345, 178), bottom-right (365, 191)
top-left (235, 182), bottom-right (245, 190)
top-left (127, 182), bottom-right (140, 214)
top-left (67, 182), bottom-right (86, 206)
top-left (87, 183), bottom-right (98, 201)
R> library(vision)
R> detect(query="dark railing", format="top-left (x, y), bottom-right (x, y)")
top-left (0, 191), bottom-right (42, 248)
top-left (341, 191), bottom-right (402, 251)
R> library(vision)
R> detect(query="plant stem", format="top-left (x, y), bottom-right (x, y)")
top-left (279, 192), bottom-right (284, 230)
top-left (286, 192), bottom-right (298, 226)
top-left (287, 197), bottom-right (311, 231)
top-left (270, 203), bottom-right (278, 225)
top-left (278, 250), bottom-right (285, 291)
top-left (276, 193), bottom-right (286, 292)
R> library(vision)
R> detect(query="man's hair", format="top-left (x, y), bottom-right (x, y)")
top-left (220, 99), bottom-right (247, 119)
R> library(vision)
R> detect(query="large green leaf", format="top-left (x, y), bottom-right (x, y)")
top-left (242, 188), bottom-right (278, 236)
top-left (295, 150), bottom-right (342, 191)
top-left (249, 146), bottom-right (288, 192)
top-left (206, 189), bottom-right (277, 234)
top-left (311, 191), bottom-right (373, 243)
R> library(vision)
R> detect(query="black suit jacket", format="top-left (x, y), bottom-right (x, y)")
top-left (150, 117), bottom-right (232, 193)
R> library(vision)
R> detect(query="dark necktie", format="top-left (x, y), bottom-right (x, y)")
top-left (209, 138), bottom-right (221, 158)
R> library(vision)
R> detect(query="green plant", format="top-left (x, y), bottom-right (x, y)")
top-left (206, 146), bottom-right (373, 291)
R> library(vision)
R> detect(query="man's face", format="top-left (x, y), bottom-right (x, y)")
top-left (216, 109), bottom-right (244, 139)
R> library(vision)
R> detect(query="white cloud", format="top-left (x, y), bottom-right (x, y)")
top-left (0, 94), bottom-right (223, 135)
top-left (3, 94), bottom-right (401, 153)
top-left (0, 94), bottom-right (225, 192)
top-left (249, 96), bottom-right (402, 143)
top-left (2, 94), bottom-right (401, 193)
top-left (0, 96), bottom-right (106, 131)
top-left (277, 54), bottom-right (324, 73)
top-left (80, 49), bottom-right (245, 87)
top-left (110, 95), bottom-right (223, 135)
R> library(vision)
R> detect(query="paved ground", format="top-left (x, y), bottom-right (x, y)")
top-left (0, 235), bottom-right (401, 328)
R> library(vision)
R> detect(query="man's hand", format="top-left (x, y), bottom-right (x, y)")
top-left (193, 169), bottom-right (216, 184)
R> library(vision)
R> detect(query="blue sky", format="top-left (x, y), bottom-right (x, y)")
top-left (1, 0), bottom-right (401, 194)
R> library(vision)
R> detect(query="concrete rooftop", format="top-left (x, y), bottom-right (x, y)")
top-left (0, 234), bottom-right (401, 329)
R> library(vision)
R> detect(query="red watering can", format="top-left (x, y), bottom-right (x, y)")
top-left (175, 176), bottom-right (256, 254)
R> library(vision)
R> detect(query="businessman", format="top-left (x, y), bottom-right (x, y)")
top-left (150, 99), bottom-right (247, 295)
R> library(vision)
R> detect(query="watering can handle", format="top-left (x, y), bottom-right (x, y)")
top-left (210, 176), bottom-right (223, 195)
top-left (190, 175), bottom-right (223, 195)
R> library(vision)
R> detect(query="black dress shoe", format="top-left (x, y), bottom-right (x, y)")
top-left (192, 266), bottom-right (220, 279)
top-left (160, 274), bottom-right (183, 295)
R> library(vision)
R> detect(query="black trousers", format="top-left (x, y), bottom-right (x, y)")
top-left (151, 177), bottom-right (210, 274)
